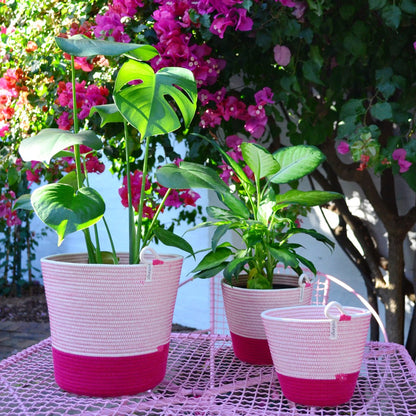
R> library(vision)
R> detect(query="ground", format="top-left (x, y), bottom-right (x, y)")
top-left (0, 293), bottom-right (49, 322)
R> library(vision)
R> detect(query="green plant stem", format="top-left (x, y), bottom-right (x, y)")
top-left (70, 54), bottom-right (95, 263)
top-left (102, 217), bottom-right (118, 264)
top-left (134, 135), bottom-right (151, 264)
top-left (123, 120), bottom-right (137, 264)
top-left (142, 187), bottom-right (172, 247)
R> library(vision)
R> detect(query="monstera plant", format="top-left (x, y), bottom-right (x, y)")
top-left (17, 35), bottom-right (198, 264)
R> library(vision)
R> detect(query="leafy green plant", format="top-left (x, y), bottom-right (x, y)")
top-left (157, 140), bottom-right (343, 289)
top-left (17, 35), bottom-right (198, 264)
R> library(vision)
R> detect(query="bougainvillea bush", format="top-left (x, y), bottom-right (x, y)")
top-left (2, 0), bottom-right (416, 352)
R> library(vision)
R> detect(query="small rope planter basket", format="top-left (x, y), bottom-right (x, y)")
top-left (41, 249), bottom-right (183, 397)
top-left (261, 302), bottom-right (371, 407)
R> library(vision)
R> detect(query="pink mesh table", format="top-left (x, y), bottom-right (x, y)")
top-left (2, 272), bottom-right (415, 415)
top-left (1, 333), bottom-right (416, 415)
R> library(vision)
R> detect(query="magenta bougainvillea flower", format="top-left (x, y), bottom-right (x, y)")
top-left (392, 148), bottom-right (412, 173)
top-left (273, 44), bottom-right (291, 67)
top-left (337, 141), bottom-right (350, 155)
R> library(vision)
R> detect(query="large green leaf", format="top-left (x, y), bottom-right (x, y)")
top-left (286, 227), bottom-right (335, 250)
top-left (275, 190), bottom-right (343, 207)
top-left (153, 227), bottom-right (194, 257)
top-left (241, 142), bottom-right (280, 180)
top-left (55, 35), bottom-right (159, 60)
top-left (223, 256), bottom-right (252, 281)
top-left (156, 162), bottom-right (229, 194)
top-left (19, 129), bottom-right (102, 163)
top-left (114, 61), bottom-right (197, 139)
top-left (31, 184), bottom-right (105, 245)
top-left (13, 194), bottom-right (32, 211)
top-left (191, 247), bottom-right (232, 273)
top-left (216, 192), bottom-right (250, 219)
top-left (270, 145), bottom-right (326, 184)
top-left (269, 246), bottom-right (299, 269)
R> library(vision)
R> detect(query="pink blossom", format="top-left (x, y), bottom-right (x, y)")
top-left (221, 96), bottom-right (247, 121)
top-left (119, 170), bottom-right (151, 212)
top-left (180, 190), bottom-right (201, 206)
top-left (392, 148), bottom-right (407, 160)
top-left (226, 135), bottom-right (243, 149)
top-left (200, 108), bottom-right (223, 128)
top-left (56, 112), bottom-right (73, 130)
top-left (198, 89), bottom-right (214, 106)
top-left (74, 57), bottom-right (94, 72)
top-left (210, 15), bottom-right (235, 39)
top-left (255, 87), bottom-right (275, 106)
top-left (219, 163), bottom-right (234, 183)
top-left (0, 123), bottom-right (9, 137)
top-left (230, 7), bottom-right (253, 32)
top-left (392, 148), bottom-right (412, 173)
top-left (26, 170), bottom-right (40, 185)
top-left (273, 44), bottom-right (291, 66)
top-left (337, 141), bottom-right (350, 155)
top-left (244, 116), bottom-right (267, 138)
top-left (165, 190), bottom-right (182, 208)
top-left (413, 41), bottom-right (416, 50)
top-left (247, 104), bottom-right (266, 119)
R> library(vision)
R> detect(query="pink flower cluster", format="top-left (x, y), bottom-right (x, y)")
top-left (119, 169), bottom-right (200, 219)
top-left (94, 0), bottom-right (144, 42)
top-left (200, 87), bottom-right (275, 138)
top-left (150, 1), bottom-right (226, 87)
top-left (26, 161), bottom-right (44, 186)
top-left (0, 189), bottom-right (21, 226)
top-left (202, 1), bottom-right (253, 39)
top-left (62, 145), bottom-right (105, 175)
top-left (56, 81), bottom-right (109, 130)
top-left (0, 68), bottom-right (25, 138)
top-left (392, 148), bottom-right (412, 173)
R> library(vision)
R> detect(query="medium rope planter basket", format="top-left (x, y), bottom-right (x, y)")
top-left (222, 273), bottom-right (313, 365)
top-left (261, 301), bottom-right (371, 406)
top-left (41, 248), bottom-right (183, 397)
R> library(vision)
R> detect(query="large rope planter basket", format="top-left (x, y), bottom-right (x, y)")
top-left (41, 249), bottom-right (183, 397)
top-left (261, 302), bottom-right (371, 407)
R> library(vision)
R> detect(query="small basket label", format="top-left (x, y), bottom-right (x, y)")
top-left (330, 319), bottom-right (338, 340)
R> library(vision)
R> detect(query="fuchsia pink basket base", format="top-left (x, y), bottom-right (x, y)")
top-left (52, 343), bottom-right (169, 397)
top-left (277, 371), bottom-right (360, 407)
top-left (230, 332), bottom-right (272, 365)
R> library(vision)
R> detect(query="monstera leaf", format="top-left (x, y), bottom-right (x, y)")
top-left (114, 60), bottom-right (197, 139)
top-left (31, 183), bottom-right (105, 246)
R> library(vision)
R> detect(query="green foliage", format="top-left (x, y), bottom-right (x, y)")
top-left (157, 142), bottom-right (343, 289)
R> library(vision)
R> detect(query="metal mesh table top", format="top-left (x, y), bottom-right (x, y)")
top-left (0, 333), bottom-right (415, 415)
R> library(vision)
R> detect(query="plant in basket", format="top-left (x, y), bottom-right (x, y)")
top-left (157, 137), bottom-right (344, 364)
top-left (14, 35), bottom-right (198, 397)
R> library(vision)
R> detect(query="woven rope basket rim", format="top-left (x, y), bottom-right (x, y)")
top-left (41, 252), bottom-right (183, 267)
top-left (221, 276), bottom-right (308, 293)
top-left (261, 305), bottom-right (371, 323)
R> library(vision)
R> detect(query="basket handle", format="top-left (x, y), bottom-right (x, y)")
top-left (321, 273), bottom-right (388, 342)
